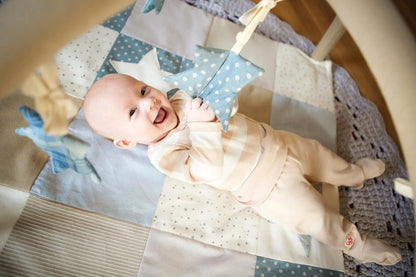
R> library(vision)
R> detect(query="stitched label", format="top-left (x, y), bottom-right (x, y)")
top-left (345, 235), bottom-right (354, 248)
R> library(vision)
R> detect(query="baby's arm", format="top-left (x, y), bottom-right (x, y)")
top-left (149, 97), bottom-right (223, 184)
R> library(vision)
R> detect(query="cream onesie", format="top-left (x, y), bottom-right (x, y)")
top-left (148, 90), bottom-right (401, 265)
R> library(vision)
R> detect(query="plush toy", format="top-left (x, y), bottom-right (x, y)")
top-left (163, 0), bottom-right (282, 131)
top-left (15, 106), bottom-right (100, 183)
top-left (20, 59), bottom-right (78, 136)
top-left (141, 0), bottom-right (165, 15)
top-left (164, 45), bottom-right (264, 131)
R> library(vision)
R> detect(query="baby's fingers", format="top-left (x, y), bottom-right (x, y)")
top-left (191, 98), bottom-right (202, 109)
top-left (201, 102), bottom-right (210, 110)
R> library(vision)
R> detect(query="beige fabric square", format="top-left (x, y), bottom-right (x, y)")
top-left (275, 43), bottom-right (335, 113)
top-left (0, 185), bottom-right (29, 252)
top-left (122, 0), bottom-right (213, 60)
top-left (237, 84), bottom-right (273, 124)
top-left (256, 217), bottom-right (344, 271)
top-left (139, 228), bottom-right (256, 277)
top-left (0, 91), bottom-right (48, 192)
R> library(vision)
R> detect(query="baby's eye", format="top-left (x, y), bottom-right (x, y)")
top-left (140, 87), bottom-right (146, 95)
top-left (129, 108), bottom-right (136, 117)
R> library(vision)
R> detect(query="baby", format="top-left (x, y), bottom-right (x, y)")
top-left (83, 73), bottom-right (401, 265)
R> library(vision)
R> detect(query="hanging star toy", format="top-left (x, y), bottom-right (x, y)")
top-left (164, 46), bottom-right (263, 131)
top-left (141, 0), bottom-right (165, 15)
top-left (15, 106), bottom-right (101, 183)
top-left (164, 0), bottom-right (281, 131)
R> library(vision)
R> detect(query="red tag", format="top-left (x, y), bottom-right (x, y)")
top-left (345, 236), bottom-right (354, 248)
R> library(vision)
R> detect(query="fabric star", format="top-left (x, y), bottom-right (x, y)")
top-left (15, 106), bottom-right (101, 183)
top-left (110, 48), bottom-right (175, 95)
top-left (141, 0), bottom-right (165, 15)
top-left (164, 45), bottom-right (264, 131)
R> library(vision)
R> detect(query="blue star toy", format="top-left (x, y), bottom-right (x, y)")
top-left (164, 45), bottom-right (264, 131)
top-left (141, 0), bottom-right (165, 15)
top-left (15, 106), bottom-right (101, 183)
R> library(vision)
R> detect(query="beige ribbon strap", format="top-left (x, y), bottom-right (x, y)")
top-left (231, 0), bottom-right (282, 54)
top-left (20, 59), bottom-right (78, 136)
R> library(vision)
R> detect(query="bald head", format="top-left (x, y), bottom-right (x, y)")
top-left (83, 74), bottom-right (134, 138)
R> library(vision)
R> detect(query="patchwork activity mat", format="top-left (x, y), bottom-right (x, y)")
top-left (0, 0), bottom-right (414, 276)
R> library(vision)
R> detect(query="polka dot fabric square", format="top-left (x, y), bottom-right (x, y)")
top-left (94, 34), bottom-right (154, 81)
top-left (55, 25), bottom-right (119, 99)
top-left (101, 4), bottom-right (134, 32)
top-left (152, 177), bottom-right (259, 254)
top-left (255, 257), bottom-right (344, 277)
top-left (95, 34), bottom-right (194, 83)
top-left (156, 48), bottom-right (194, 74)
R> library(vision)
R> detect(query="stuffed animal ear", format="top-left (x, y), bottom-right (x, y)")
top-left (113, 139), bottom-right (136, 149)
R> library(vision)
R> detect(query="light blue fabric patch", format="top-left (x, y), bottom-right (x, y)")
top-left (270, 93), bottom-right (337, 151)
top-left (31, 108), bottom-right (166, 227)
top-left (101, 4), bottom-right (134, 32)
top-left (141, 0), bottom-right (165, 15)
top-left (255, 256), bottom-right (344, 276)
top-left (164, 45), bottom-right (264, 131)
top-left (15, 106), bottom-right (100, 183)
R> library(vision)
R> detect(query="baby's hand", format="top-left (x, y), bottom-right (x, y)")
top-left (185, 98), bottom-right (216, 123)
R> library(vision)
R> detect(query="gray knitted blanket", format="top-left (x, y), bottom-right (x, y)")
top-left (185, 0), bottom-right (415, 276)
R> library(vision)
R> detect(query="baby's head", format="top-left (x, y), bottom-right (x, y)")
top-left (83, 74), bottom-right (178, 148)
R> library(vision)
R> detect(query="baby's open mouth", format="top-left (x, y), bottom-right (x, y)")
top-left (154, 107), bottom-right (167, 124)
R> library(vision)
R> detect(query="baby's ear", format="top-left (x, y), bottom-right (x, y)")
top-left (113, 139), bottom-right (136, 149)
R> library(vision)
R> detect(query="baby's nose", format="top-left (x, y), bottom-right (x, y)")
top-left (142, 97), bottom-right (157, 112)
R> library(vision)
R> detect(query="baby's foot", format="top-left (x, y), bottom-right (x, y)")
top-left (356, 237), bottom-right (402, 265)
top-left (355, 158), bottom-right (385, 188)
top-left (344, 228), bottom-right (401, 265)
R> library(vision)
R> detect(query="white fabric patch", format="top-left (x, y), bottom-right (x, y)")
top-left (205, 17), bottom-right (277, 92)
top-left (152, 177), bottom-right (259, 254)
top-left (275, 43), bottom-right (335, 113)
top-left (138, 228), bottom-right (256, 277)
top-left (55, 25), bottom-right (118, 99)
top-left (122, 0), bottom-right (213, 60)
top-left (257, 219), bottom-right (344, 271)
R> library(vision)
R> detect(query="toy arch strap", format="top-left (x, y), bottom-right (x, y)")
top-left (231, 0), bottom-right (283, 54)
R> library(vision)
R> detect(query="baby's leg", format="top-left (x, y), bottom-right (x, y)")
top-left (252, 156), bottom-right (400, 265)
top-left (279, 131), bottom-right (385, 188)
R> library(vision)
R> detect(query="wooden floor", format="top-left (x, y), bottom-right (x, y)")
top-left (258, 0), bottom-right (408, 157)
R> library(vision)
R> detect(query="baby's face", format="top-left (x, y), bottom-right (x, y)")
top-left (84, 74), bottom-right (178, 145)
